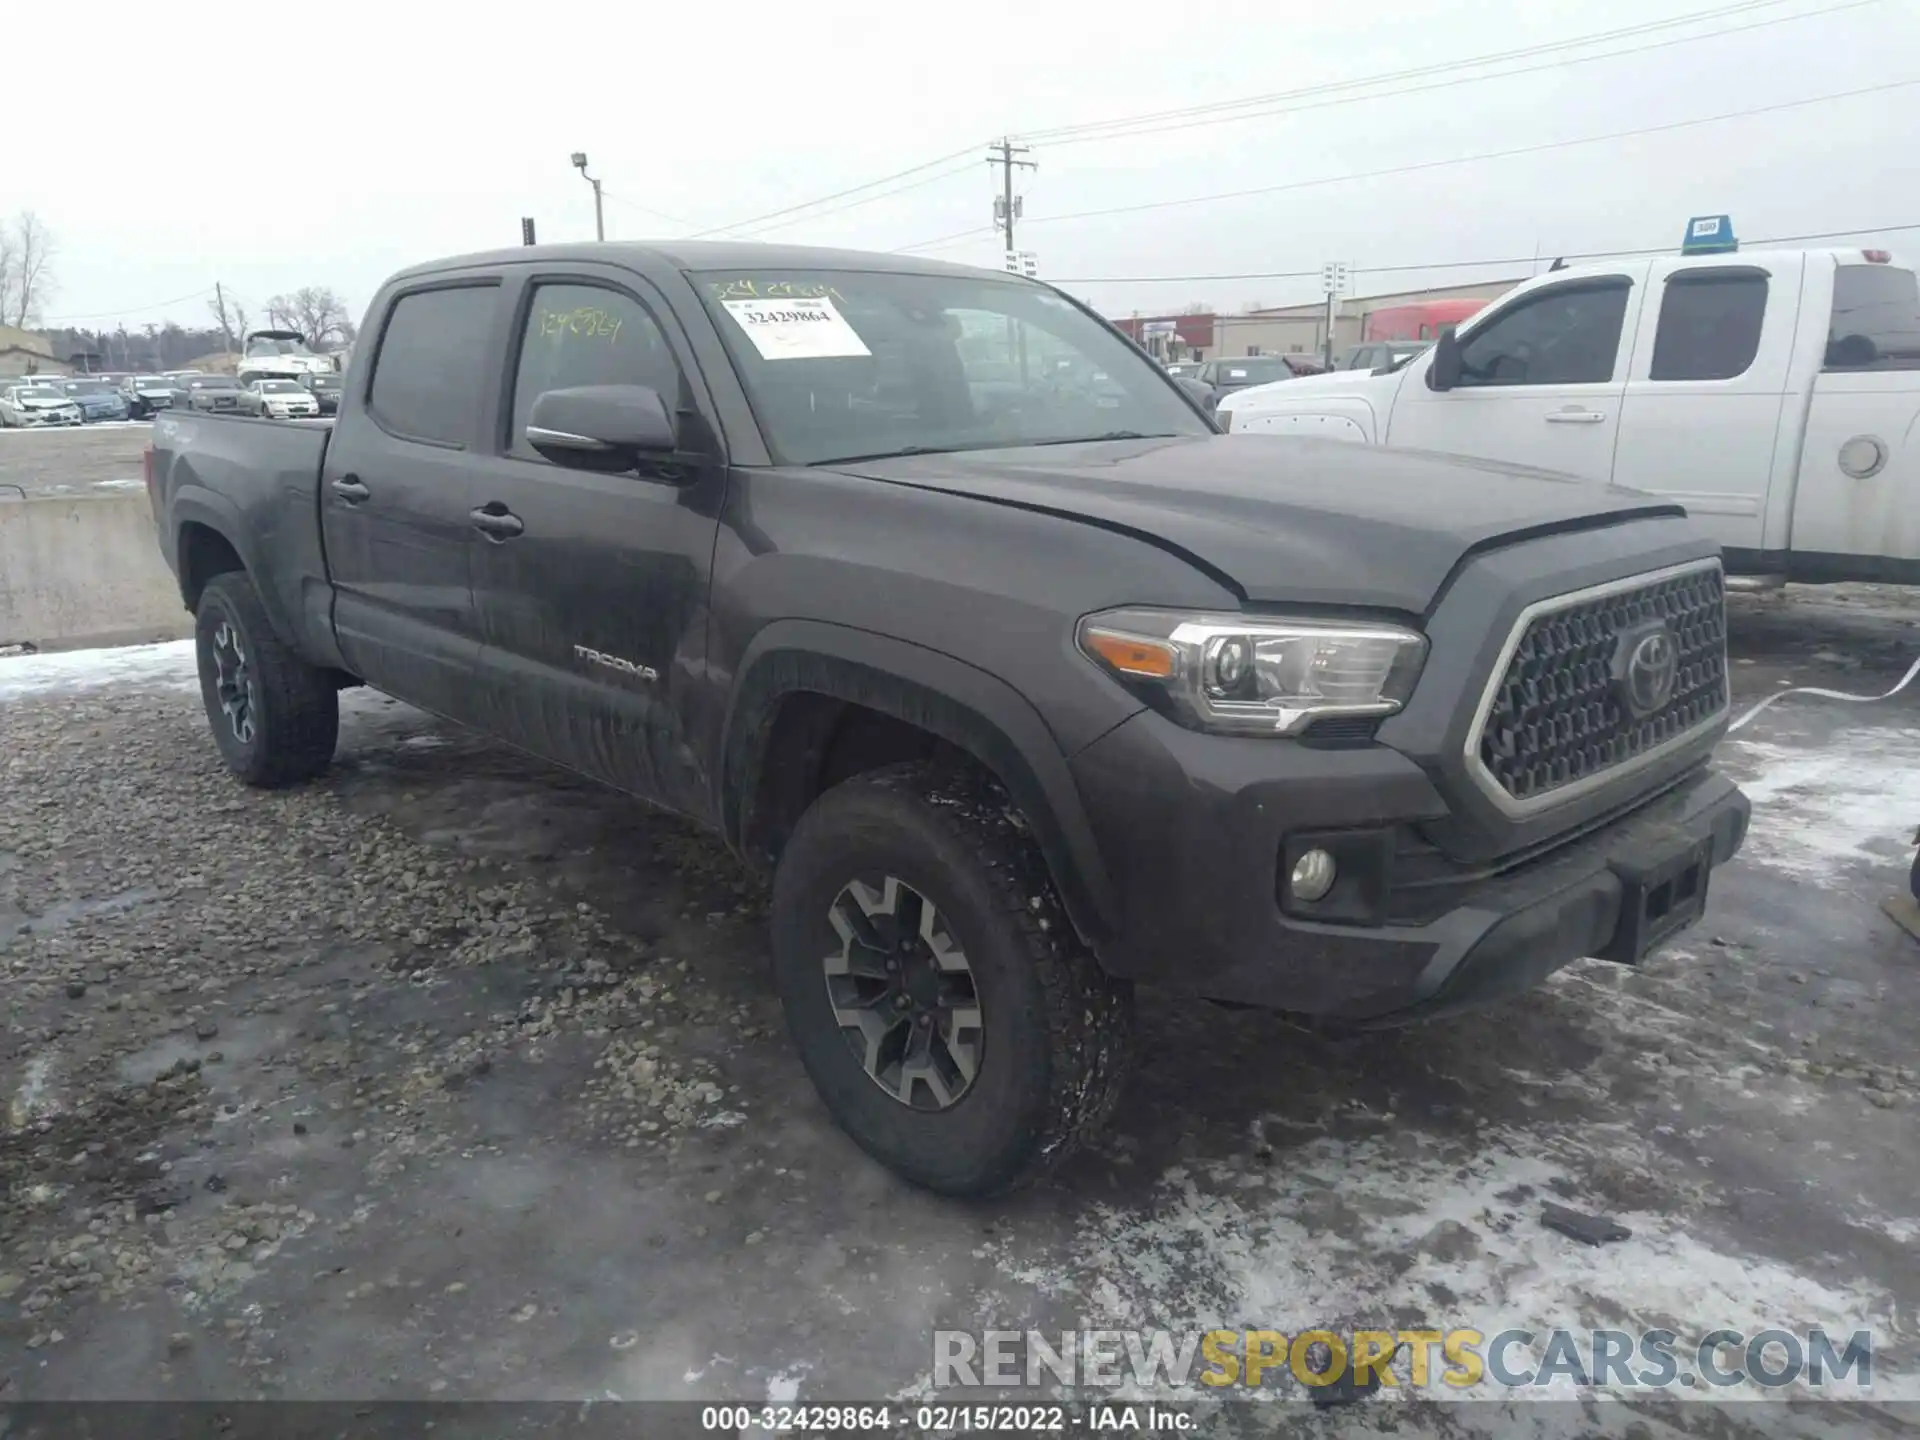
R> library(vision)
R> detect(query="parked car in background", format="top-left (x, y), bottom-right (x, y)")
top-left (0, 383), bottom-right (85, 427)
top-left (123, 375), bottom-right (181, 419)
top-left (1192, 354), bottom-right (1325, 409)
top-left (1338, 340), bottom-right (1430, 372)
top-left (238, 330), bottom-right (334, 385)
top-left (57, 378), bottom-right (132, 422)
top-left (237, 378), bottom-right (321, 420)
top-left (301, 371), bottom-right (344, 415)
top-left (178, 375), bottom-right (246, 413)
top-left (1163, 361), bottom-right (1204, 379)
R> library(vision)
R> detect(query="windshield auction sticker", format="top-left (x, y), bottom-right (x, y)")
top-left (721, 296), bottom-right (871, 361)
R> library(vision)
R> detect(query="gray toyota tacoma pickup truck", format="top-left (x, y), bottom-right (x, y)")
top-left (145, 241), bottom-right (1750, 1196)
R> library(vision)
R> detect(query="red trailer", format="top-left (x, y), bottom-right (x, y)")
top-left (1362, 298), bottom-right (1488, 342)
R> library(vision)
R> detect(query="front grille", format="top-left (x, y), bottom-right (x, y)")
top-left (1471, 560), bottom-right (1727, 810)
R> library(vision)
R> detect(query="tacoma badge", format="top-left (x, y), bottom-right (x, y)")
top-left (574, 645), bottom-right (659, 682)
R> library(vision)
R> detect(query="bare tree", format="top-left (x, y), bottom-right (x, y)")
top-left (5, 212), bottom-right (57, 329)
top-left (208, 288), bottom-right (251, 352)
top-left (264, 286), bottom-right (354, 350)
top-left (0, 229), bottom-right (15, 331)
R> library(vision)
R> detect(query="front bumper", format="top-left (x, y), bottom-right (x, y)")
top-left (1069, 709), bottom-right (1749, 1026)
top-left (18, 410), bottom-right (82, 426)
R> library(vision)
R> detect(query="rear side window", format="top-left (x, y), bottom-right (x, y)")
top-left (1826, 265), bottom-right (1920, 371)
top-left (508, 283), bottom-right (681, 458)
top-left (368, 284), bottom-right (498, 445)
top-left (1649, 270), bottom-right (1767, 381)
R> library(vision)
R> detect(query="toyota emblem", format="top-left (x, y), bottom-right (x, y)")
top-left (1613, 625), bottom-right (1679, 717)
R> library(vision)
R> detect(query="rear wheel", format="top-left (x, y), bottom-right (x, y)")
top-left (770, 761), bottom-right (1133, 1197)
top-left (193, 572), bottom-right (339, 787)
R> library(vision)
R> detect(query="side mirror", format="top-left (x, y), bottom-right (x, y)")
top-left (526, 384), bottom-right (677, 470)
top-left (1427, 326), bottom-right (1463, 392)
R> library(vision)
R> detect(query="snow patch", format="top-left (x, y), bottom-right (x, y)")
top-left (981, 1127), bottom-right (1907, 1401)
top-left (1724, 732), bottom-right (1920, 880)
top-left (0, 640), bottom-right (196, 699)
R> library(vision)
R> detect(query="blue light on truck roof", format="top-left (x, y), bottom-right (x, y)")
top-left (1681, 215), bottom-right (1738, 254)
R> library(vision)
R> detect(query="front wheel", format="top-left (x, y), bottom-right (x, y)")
top-left (770, 761), bottom-right (1134, 1197)
top-left (193, 572), bottom-right (339, 786)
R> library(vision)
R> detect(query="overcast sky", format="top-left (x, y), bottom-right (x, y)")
top-left (14, 0), bottom-right (1918, 333)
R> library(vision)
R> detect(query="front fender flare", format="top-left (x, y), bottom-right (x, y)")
top-left (719, 619), bottom-right (1121, 953)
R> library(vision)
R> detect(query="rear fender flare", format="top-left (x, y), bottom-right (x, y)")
top-left (168, 489), bottom-right (305, 653)
top-left (719, 619), bottom-right (1120, 953)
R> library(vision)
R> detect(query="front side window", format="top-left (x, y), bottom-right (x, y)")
top-left (1649, 270), bottom-right (1767, 381)
top-left (1453, 280), bottom-right (1630, 387)
top-left (1826, 264), bottom-right (1920, 371)
top-left (694, 269), bottom-right (1210, 466)
top-left (509, 283), bottom-right (680, 458)
top-left (367, 284), bottom-right (498, 445)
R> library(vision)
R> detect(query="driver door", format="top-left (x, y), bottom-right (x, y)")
top-left (1387, 267), bottom-right (1647, 484)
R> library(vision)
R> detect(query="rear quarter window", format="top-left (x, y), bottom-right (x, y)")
top-left (367, 284), bottom-right (499, 444)
top-left (1826, 265), bottom-right (1920, 371)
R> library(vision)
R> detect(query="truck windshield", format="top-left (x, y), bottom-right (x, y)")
top-left (693, 269), bottom-right (1212, 466)
top-left (247, 336), bottom-right (311, 356)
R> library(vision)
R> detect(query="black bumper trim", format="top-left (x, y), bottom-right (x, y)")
top-left (1350, 770), bottom-right (1748, 1027)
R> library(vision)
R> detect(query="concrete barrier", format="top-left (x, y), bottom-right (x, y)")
top-left (0, 492), bottom-right (190, 652)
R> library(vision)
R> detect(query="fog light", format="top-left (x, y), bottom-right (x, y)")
top-left (1290, 848), bottom-right (1337, 902)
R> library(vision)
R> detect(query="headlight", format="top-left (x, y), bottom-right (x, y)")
top-left (1077, 607), bottom-right (1426, 736)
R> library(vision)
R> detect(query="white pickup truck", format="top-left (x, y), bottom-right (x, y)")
top-left (1217, 247), bottom-right (1920, 585)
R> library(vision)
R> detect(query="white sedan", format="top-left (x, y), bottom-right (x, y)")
top-left (0, 384), bottom-right (84, 427)
top-left (239, 379), bottom-right (321, 420)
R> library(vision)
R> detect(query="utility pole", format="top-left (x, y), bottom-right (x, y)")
top-left (215, 280), bottom-right (231, 352)
top-left (987, 137), bottom-right (1036, 256)
top-left (570, 152), bottom-right (605, 241)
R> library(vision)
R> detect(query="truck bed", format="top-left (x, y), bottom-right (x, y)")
top-left (149, 411), bottom-right (336, 666)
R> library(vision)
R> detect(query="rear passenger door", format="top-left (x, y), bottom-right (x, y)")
top-left (320, 278), bottom-right (502, 722)
top-left (1611, 258), bottom-right (1797, 557)
top-left (463, 270), bottom-right (729, 817)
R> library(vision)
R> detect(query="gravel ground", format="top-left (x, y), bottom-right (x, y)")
top-left (0, 424), bottom-right (152, 499)
top-left (0, 589), bottom-right (1916, 1431)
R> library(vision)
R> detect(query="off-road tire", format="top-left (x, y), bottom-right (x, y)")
top-left (193, 571), bottom-right (338, 787)
top-left (770, 760), bottom-right (1133, 1197)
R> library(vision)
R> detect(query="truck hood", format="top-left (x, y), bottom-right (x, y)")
top-left (1218, 366), bottom-right (1397, 410)
top-left (832, 434), bottom-right (1683, 614)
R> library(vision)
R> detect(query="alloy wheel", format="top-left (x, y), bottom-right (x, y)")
top-left (210, 620), bottom-right (256, 744)
top-left (823, 875), bottom-right (982, 1111)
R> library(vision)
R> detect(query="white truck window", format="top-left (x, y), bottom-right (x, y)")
top-left (1648, 270), bottom-right (1768, 382)
top-left (1454, 281), bottom-right (1630, 387)
top-left (1825, 265), bottom-right (1920, 371)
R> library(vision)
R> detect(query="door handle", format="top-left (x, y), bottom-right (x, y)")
top-left (470, 503), bottom-right (525, 540)
top-left (330, 475), bottom-right (370, 502)
top-left (1544, 408), bottom-right (1607, 424)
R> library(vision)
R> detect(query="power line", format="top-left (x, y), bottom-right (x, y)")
top-left (597, 190), bottom-right (700, 230)
top-left (1065, 222), bottom-right (1920, 324)
top-left (1018, 78), bottom-right (1919, 231)
top-left (892, 225), bottom-right (1000, 254)
top-left (724, 160), bottom-right (983, 240)
top-left (1021, 0), bottom-right (1877, 148)
top-left (42, 285), bottom-right (219, 325)
top-left (688, 146), bottom-right (981, 239)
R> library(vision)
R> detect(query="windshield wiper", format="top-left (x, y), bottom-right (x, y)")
top-left (1025, 430), bottom-right (1178, 446)
top-left (807, 444), bottom-right (989, 466)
